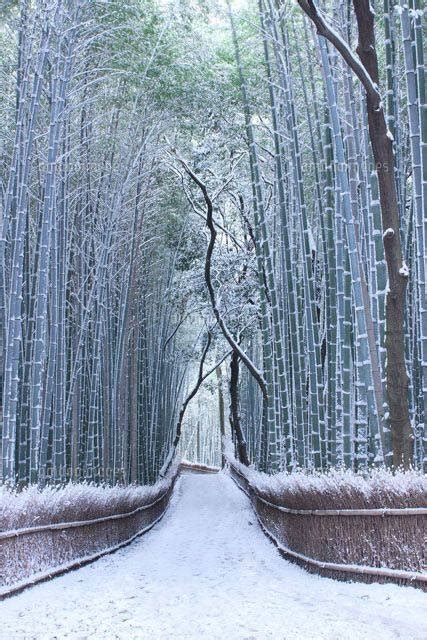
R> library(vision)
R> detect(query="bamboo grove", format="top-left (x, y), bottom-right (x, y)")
top-left (225, 0), bottom-right (426, 473)
top-left (0, 0), bottom-right (425, 486)
top-left (0, 0), bottom-right (204, 485)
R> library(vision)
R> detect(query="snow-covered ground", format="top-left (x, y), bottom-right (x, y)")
top-left (1, 473), bottom-right (425, 640)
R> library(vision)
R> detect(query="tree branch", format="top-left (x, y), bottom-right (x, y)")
top-left (160, 331), bottom-right (232, 477)
top-left (296, 0), bottom-right (381, 109)
top-left (173, 151), bottom-right (268, 400)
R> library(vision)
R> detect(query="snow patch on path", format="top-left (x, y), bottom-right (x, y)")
top-left (1, 473), bottom-right (425, 640)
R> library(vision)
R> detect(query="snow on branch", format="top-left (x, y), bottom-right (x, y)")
top-left (296, 0), bottom-right (381, 109)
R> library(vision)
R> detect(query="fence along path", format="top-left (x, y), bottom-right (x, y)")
top-left (228, 463), bottom-right (426, 589)
top-left (1, 472), bottom-right (426, 640)
top-left (0, 467), bottom-right (180, 598)
top-left (0, 463), bottom-right (219, 598)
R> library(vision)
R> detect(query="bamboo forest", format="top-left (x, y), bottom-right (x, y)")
top-left (0, 1), bottom-right (426, 638)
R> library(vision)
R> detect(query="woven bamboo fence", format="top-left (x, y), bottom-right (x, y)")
top-left (229, 462), bottom-right (427, 590)
top-left (0, 467), bottom-right (179, 598)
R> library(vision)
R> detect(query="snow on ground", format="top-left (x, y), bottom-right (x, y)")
top-left (1, 473), bottom-right (426, 640)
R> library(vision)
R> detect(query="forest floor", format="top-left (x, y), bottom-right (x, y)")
top-left (1, 472), bottom-right (426, 640)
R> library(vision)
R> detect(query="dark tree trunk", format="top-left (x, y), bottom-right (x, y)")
top-left (352, 0), bottom-right (411, 468)
top-left (216, 365), bottom-right (226, 468)
top-left (297, 0), bottom-right (412, 468)
top-left (229, 351), bottom-right (250, 466)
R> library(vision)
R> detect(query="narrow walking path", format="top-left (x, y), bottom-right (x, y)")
top-left (1, 473), bottom-right (425, 640)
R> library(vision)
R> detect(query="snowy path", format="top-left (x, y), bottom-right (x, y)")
top-left (1, 473), bottom-right (425, 640)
